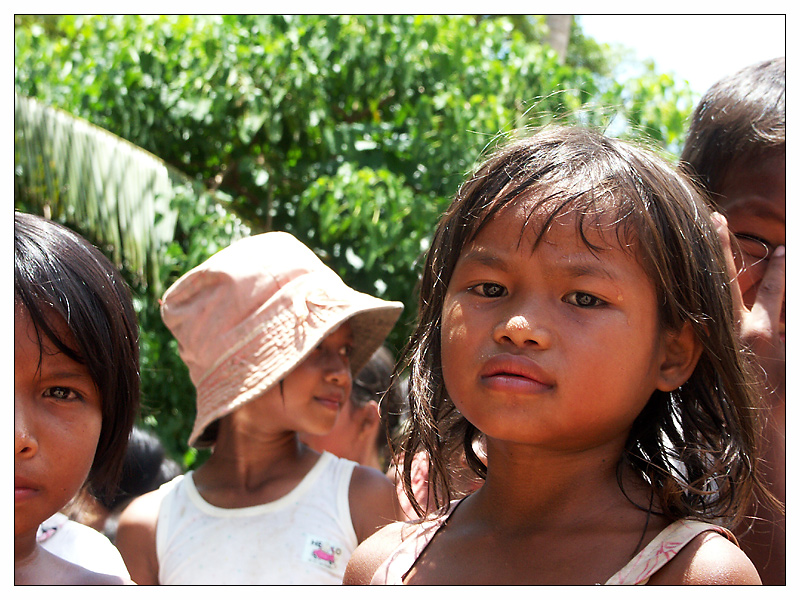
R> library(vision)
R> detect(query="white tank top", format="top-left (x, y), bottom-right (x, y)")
top-left (155, 452), bottom-right (358, 584)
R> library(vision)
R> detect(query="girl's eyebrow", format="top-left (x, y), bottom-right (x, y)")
top-left (728, 198), bottom-right (784, 222)
top-left (555, 259), bottom-right (620, 281)
top-left (459, 247), bottom-right (623, 281)
top-left (456, 248), bottom-right (512, 271)
top-left (38, 354), bottom-right (93, 380)
top-left (42, 370), bottom-right (91, 380)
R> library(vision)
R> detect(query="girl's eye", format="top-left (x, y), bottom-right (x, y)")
top-left (339, 345), bottom-right (352, 359)
top-left (44, 386), bottom-right (82, 402)
top-left (470, 283), bottom-right (506, 298)
top-left (564, 292), bottom-right (605, 308)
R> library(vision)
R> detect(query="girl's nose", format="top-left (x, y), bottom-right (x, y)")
top-left (14, 401), bottom-right (38, 458)
top-left (323, 351), bottom-right (352, 387)
top-left (493, 310), bottom-right (552, 349)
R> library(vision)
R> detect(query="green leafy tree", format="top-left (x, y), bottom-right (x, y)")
top-left (14, 94), bottom-right (250, 465)
top-left (15, 14), bottom-right (695, 464)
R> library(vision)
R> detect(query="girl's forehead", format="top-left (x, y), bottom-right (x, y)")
top-left (454, 205), bottom-right (654, 294)
top-left (326, 320), bottom-right (354, 340)
top-left (16, 300), bottom-right (80, 355)
top-left (468, 197), bottom-right (631, 253)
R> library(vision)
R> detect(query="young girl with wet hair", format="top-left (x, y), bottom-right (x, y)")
top-left (345, 126), bottom-right (775, 585)
top-left (15, 211), bottom-right (140, 584)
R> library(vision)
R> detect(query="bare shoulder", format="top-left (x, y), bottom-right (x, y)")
top-left (648, 530), bottom-right (762, 585)
top-left (115, 487), bottom-right (169, 585)
top-left (79, 569), bottom-right (133, 585)
top-left (58, 554), bottom-right (132, 585)
top-left (343, 520), bottom-right (414, 585)
top-left (117, 486), bottom-right (164, 531)
top-left (18, 548), bottom-right (132, 585)
top-left (348, 464), bottom-right (401, 542)
top-left (350, 462), bottom-right (396, 490)
top-left (70, 563), bottom-right (131, 585)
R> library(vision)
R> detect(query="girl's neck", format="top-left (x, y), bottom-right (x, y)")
top-left (212, 409), bottom-right (302, 456)
top-left (194, 430), bottom-right (321, 503)
top-left (14, 541), bottom-right (52, 585)
top-left (14, 530), bottom-right (37, 567)
top-left (471, 441), bottom-right (649, 530)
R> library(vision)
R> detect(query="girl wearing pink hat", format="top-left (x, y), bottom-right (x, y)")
top-left (115, 232), bottom-right (404, 584)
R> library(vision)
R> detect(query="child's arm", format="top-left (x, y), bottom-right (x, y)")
top-left (348, 464), bottom-right (402, 544)
top-left (647, 532), bottom-right (762, 585)
top-left (114, 489), bottom-right (162, 585)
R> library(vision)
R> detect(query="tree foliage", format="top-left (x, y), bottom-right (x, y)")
top-left (14, 14), bottom-right (696, 464)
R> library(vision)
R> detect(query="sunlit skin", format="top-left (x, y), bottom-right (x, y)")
top-left (417, 202), bottom-right (684, 583)
top-left (342, 200), bottom-right (760, 585)
top-left (441, 201), bottom-right (670, 454)
top-left (15, 304), bottom-right (104, 581)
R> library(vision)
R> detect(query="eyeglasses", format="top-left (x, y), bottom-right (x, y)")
top-left (733, 233), bottom-right (773, 263)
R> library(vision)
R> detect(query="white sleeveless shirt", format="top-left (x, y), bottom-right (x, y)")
top-left (155, 452), bottom-right (358, 584)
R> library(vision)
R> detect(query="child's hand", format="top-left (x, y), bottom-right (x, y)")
top-left (713, 212), bottom-right (785, 404)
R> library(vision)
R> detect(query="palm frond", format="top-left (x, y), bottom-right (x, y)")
top-left (14, 93), bottom-right (249, 296)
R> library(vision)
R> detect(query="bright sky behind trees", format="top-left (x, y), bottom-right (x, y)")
top-left (578, 14), bottom-right (786, 97)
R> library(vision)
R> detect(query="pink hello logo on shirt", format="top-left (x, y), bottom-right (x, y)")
top-left (304, 535), bottom-right (343, 570)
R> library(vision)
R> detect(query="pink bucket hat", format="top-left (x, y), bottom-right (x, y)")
top-left (160, 231), bottom-right (404, 448)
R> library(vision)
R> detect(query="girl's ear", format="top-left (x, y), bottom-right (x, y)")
top-left (656, 321), bottom-right (703, 392)
top-left (357, 400), bottom-right (381, 437)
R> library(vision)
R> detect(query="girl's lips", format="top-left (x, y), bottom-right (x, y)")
top-left (15, 487), bottom-right (38, 503)
top-left (479, 354), bottom-right (554, 393)
top-left (14, 477), bottom-right (39, 502)
top-left (314, 396), bottom-right (342, 411)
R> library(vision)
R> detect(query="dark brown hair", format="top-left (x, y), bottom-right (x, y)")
top-left (350, 345), bottom-right (404, 467)
top-left (395, 126), bottom-right (769, 528)
top-left (680, 57), bottom-right (785, 197)
top-left (14, 211), bottom-right (140, 499)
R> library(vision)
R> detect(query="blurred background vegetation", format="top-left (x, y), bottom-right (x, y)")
top-left (14, 14), bottom-right (696, 467)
